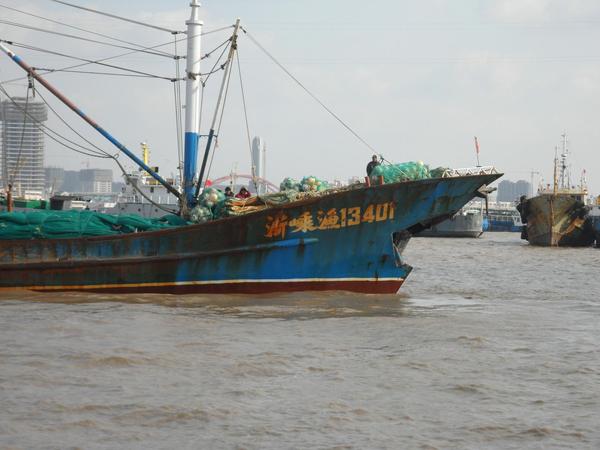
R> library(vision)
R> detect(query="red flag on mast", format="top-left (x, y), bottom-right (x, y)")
top-left (474, 136), bottom-right (481, 167)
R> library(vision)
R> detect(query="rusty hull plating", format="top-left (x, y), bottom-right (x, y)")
top-left (523, 194), bottom-right (595, 247)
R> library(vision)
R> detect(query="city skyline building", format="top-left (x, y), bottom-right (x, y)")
top-left (45, 166), bottom-right (114, 194)
top-left (79, 168), bottom-right (113, 193)
top-left (497, 179), bottom-right (531, 202)
top-left (1, 97), bottom-right (48, 196)
top-left (251, 136), bottom-right (267, 195)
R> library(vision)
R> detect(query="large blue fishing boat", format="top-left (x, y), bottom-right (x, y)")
top-left (0, 2), bottom-right (501, 293)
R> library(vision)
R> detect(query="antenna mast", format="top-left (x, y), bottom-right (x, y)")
top-left (559, 132), bottom-right (569, 189)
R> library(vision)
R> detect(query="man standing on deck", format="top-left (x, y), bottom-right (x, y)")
top-left (366, 155), bottom-right (380, 177)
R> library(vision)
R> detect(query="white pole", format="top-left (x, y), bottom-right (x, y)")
top-left (183, 0), bottom-right (203, 208)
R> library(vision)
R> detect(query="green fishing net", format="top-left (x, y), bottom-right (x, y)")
top-left (369, 161), bottom-right (431, 183)
top-left (0, 210), bottom-right (185, 240)
top-left (300, 176), bottom-right (329, 192)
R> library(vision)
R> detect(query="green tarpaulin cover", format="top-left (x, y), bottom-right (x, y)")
top-left (0, 210), bottom-right (187, 240)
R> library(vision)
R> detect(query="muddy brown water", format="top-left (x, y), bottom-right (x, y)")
top-left (1, 233), bottom-right (599, 449)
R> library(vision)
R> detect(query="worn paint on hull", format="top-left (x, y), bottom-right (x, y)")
top-left (523, 194), bottom-right (595, 247)
top-left (0, 174), bottom-right (501, 293)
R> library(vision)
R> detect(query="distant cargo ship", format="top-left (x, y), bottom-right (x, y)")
top-left (519, 134), bottom-right (594, 247)
top-left (416, 207), bottom-right (483, 238)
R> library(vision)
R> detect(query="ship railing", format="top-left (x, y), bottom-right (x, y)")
top-left (440, 166), bottom-right (499, 178)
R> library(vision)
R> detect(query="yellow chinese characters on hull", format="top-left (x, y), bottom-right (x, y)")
top-left (265, 202), bottom-right (395, 239)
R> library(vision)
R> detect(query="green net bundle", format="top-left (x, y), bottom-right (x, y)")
top-left (189, 205), bottom-right (213, 223)
top-left (280, 176), bottom-right (330, 193)
top-left (300, 176), bottom-right (329, 192)
top-left (198, 187), bottom-right (225, 210)
top-left (370, 161), bottom-right (432, 183)
top-left (0, 210), bottom-right (185, 240)
top-left (191, 187), bottom-right (228, 222)
top-left (279, 177), bottom-right (300, 191)
top-left (429, 167), bottom-right (449, 178)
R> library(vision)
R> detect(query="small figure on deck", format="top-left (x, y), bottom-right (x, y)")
top-left (235, 186), bottom-right (251, 199)
top-left (366, 154), bottom-right (380, 177)
top-left (224, 186), bottom-right (234, 198)
top-left (516, 195), bottom-right (528, 240)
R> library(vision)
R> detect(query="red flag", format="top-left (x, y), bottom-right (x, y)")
top-left (205, 179), bottom-right (213, 187)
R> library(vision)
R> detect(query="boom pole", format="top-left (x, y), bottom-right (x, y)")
top-left (0, 42), bottom-right (181, 199)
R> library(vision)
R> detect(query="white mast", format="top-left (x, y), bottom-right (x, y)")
top-left (182, 0), bottom-right (203, 209)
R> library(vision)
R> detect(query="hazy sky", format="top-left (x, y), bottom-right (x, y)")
top-left (1, 0), bottom-right (600, 194)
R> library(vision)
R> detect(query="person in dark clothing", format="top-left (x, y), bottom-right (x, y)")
top-left (235, 187), bottom-right (251, 199)
top-left (366, 154), bottom-right (380, 176)
top-left (516, 195), bottom-right (528, 240)
top-left (224, 186), bottom-right (234, 198)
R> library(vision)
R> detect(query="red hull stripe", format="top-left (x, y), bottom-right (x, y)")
top-left (1, 279), bottom-right (404, 295)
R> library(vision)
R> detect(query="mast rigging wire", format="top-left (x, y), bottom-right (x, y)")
top-left (241, 27), bottom-right (380, 156)
top-left (0, 82), bottom-right (178, 214)
top-left (30, 69), bottom-right (157, 79)
top-left (173, 36), bottom-right (184, 184)
top-left (6, 41), bottom-right (177, 80)
top-left (199, 39), bottom-right (231, 85)
top-left (0, 3), bottom-right (174, 57)
top-left (235, 50), bottom-right (258, 191)
top-left (49, 0), bottom-right (184, 35)
top-left (204, 47), bottom-right (235, 189)
top-left (0, 82), bottom-right (112, 158)
top-left (0, 20), bottom-right (176, 58)
top-left (33, 87), bottom-right (115, 158)
top-left (0, 36), bottom-right (234, 85)
top-left (38, 88), bottom-right (179, 214)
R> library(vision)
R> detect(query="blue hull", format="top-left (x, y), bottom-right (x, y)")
top-left (0, 174), bottom-right (501, 293)
top-left (486, 219), bottom-right (522, 232)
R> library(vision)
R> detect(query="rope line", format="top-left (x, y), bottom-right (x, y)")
top-left (33, 88), bottom-right (114, 157)
top-left (173, 35), bottom-right (184, 184)
top-left (241, 27), bottom-right (379, 155)
top-left (0, 82), bottom-right (178, 214)
top-left (0, 83), bottom-right (112, 158)
top-left (0, 20), bottom-right (176, 58)
top-left (204, 47), bottom-right (235, 188)
top-left (0, 37), bottom-right (234, 85)
top-left (236, 50), bottom-right (258, 191)
top-left (50, 0), bottom-right (184, 34)
top-left (7, 41), bottom-right (177, 80)
top-left (0, 3), bottom-right (174, 57)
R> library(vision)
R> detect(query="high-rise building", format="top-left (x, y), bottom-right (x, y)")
top-left (251, 136), bottom-right (266, 195)
top-left (1, 97), bottom-right (48, 195)
top-left (79, 168), bottom-right (113, 193)
top-left (497, 179), bottom-right (531, 202)
top-left (45, 166), bottom-right (65, 192)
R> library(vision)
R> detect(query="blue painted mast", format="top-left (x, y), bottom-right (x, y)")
top-left (182, 0), bottom-right (203, 210)
top-left (0, 42), bottom-right (181, 199)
